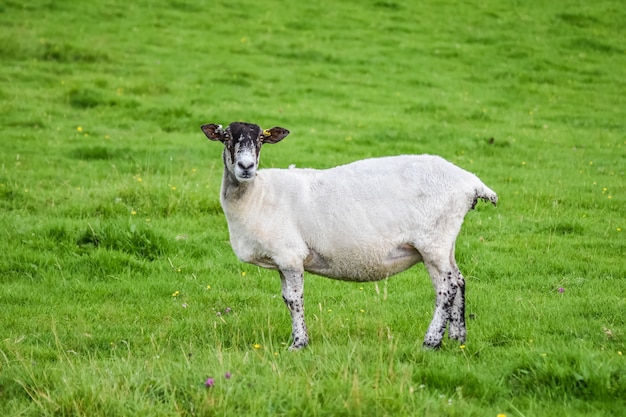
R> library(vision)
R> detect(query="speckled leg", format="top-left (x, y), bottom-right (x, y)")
top-left (448, 264), bottom-right (466, 343)
top-left (422, 259), bottom-right (458, 349)
top-left (279, 269), bottom-right (309, 350)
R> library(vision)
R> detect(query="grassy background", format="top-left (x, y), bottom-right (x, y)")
top-left (1, 0), bottom-right (625, 415)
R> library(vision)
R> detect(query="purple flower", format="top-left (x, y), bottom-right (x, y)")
top-left (205, 377), bottom-right (214, 388)
top-left (224, 372), bottom-right (232, 379)
top-left (558, 287), bottom-right (565, 293)
top-left (224, 307), bottom-right (232, 314)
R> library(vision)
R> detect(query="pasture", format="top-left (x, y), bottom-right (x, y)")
top-left (1, 0), bottom-right (625, 415)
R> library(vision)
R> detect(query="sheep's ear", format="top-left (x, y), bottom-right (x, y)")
top-left (201, 124), bottom-right (226, 142)
top-left (261, 127), bottom-right (290, 144)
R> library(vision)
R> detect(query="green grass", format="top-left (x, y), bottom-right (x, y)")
top-left (1, 0), bottom-right (625, 415)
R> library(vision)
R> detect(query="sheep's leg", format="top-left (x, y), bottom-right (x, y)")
top-left (448, 264), bottom-right (466, 343)
top-left (422, 259), bottom-right (458, 349)
top-left (279, 269), bottom-right (309, 350)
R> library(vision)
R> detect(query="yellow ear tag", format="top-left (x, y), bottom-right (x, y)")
top-left (263, 129), bottom-right (271, 137)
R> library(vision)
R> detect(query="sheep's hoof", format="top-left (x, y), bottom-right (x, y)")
top-left (288, 337), bottom-right (309, 351)
top-left (448, 330), bottom-right (466, 343)
top-left (422, 340), bottom-right (442, 350)
top-left (288, 343), bottom-right (308, 351)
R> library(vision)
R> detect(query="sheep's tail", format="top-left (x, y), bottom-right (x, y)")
top-left (471, 182), bottom-right (498, 209)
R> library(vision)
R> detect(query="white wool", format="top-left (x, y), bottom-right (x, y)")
top-left (222, 155), bottom-right (496, 282)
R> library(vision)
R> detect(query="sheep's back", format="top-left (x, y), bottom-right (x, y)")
top-left (258, 154), bottom-right (481, 248)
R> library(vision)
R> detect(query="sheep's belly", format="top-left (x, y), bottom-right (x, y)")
top-left (304, 244), bottom-right (423, 282)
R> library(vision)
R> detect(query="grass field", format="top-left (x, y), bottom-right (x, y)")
top-left (1, 0), bottom-right (625, 415)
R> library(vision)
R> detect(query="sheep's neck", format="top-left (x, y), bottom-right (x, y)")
top-left (221, 165), bottom-right (253, 201)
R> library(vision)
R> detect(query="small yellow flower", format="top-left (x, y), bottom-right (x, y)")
top-left (497, 414), bottom-right (507, 417)
top-left (131, 210), bottom-right (137, 215)
top-left (541, 353), bottom-right (547, 357)
top-left (460, 345), bottom-right (466, 350)
top-left (253, 343), bottom-right (261, 349)
top-left (617, 228), bottom-right (622, 232)
top-left (77, 126), bottom-right (83, 132)
top-left (171, 186), bottom-right (176, 190)
top-left (360, 309), bottom-right (365, 313)
top-left (328, 309), bottom-right (332, 313)
top-left (274, 352), bottom-right (279, 357)
top-left (521, 161), bottom-right (526, 166)
top-left (172, 291), bottom-right (180, 297)
top-left (241, 271), bottom-right (246, 277)
top-left (207, 285), bottom-right (211, 289)
top-left (137, 177), bottom-right (142, 182)
top-left (618, 351), bottom-right (622, 356)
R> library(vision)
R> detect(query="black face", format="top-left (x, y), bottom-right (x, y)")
top-left (200, 121), bottom-right (290, 183)
top-left (222, 122), bottom-right (264, 182)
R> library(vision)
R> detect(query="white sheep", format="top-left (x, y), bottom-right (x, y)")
top-left (201, 121), bottom-right (497, 350)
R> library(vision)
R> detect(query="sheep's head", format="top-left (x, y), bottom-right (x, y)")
top-left (201, 122), bottom-right (289, 183)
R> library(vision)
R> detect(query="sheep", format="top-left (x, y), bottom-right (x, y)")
top-left (201, 121), bottom-right (497, 350)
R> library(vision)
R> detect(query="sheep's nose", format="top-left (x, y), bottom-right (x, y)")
top-left (237, 161), bottom-right (254, 171)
